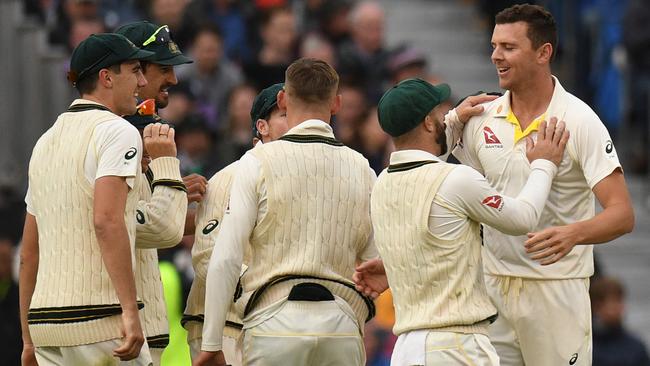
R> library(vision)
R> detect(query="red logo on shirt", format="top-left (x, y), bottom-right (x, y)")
top-left (482, 195), bottom-right (503, 210)
top-left (483, 127), bottom-right (502, 144)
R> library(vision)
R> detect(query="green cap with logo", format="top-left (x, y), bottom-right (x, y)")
top-left (250, 83), bottom-right (284, 137)
top-left (115, 21), bottom-right (192, 66)
top-left (68, 33), bottom-right (155, 83)
top-left (377, 78), bottom-right (451, 137)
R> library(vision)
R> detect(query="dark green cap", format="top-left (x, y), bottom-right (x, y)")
top-left (68, 33), bottom-right (155, 83)
top-left (250, 83), bottom-right (284, 136)
top-left (115, 21), bottom-right (192, 66)
top-left (377, 78), bottom-right (451, 137)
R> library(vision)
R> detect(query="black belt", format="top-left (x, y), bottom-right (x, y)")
top-left (243, 275), bottom-right (375, 322)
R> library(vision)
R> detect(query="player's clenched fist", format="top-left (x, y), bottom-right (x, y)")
top-left (183, 174), bottom-right (208, 203)
top-left (143, 122), bottom-right (177, 159)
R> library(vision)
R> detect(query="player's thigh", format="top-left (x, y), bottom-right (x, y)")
top-left (149, 347), bottom-right (162, 366)
top-left (243, 300), bottom-right (363, 366)
top-left (188, 338), bottom-right (201, 361)
top-left (485, 275), bottom-right (525, 366)
top-left (517, 278), bottom-right (592, 366)
top-left (424, 332), bottom-right (499, 366)
top-left (222, 335), bottom-right (243, 366)
top-left (34, 346), bottom-right (64, 366)
top-left (59, 339), bottom-right (153, 366)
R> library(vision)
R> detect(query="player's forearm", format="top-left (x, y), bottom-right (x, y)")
top-left (443, 109), bottom-right (464, 157)
top-left (95, 219), bottom-right (139, 313)
top-left (19, 215), bottom-right (39, 345)
top-left (571, 202), bottom-right (634, 245)
top-left (135, 187), bottom-right (187, 249)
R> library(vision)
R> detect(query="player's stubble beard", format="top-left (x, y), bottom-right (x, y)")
top-left (436, 121), bottom-right (448, 156)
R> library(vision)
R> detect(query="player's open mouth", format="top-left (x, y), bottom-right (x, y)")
top-left (159, 88), bottom-right (169, 98)
top-left (497, 67), bottom-right (510, 76)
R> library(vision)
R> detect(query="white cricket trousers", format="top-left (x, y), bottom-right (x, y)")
top-left (35, 338), bottom-right (153, 366)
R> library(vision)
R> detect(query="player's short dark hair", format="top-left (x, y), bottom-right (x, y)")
top-left (285, 58), bottom-right (339, 105)
top-left (75, 63), bottom-right (122, 95)
top-left (495, 4), bottom-right (557, 61)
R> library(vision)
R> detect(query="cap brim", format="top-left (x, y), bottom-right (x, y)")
top-left (127, 48), bottom-right (156, 61)
top-left (154, 53), bottom-right (193, 66)
top-left (435, 83), bottom-right (451, 102)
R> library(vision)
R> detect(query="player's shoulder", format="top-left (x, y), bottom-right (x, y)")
top-left (94, 117), bottom-right (140, 139)
top-left (562, 91), bottom-right (602, 128)
top-left (208, 160), bottom-right (240, 184)
top-left (443, 163), bottom-right (483, 183)
top-left (466, 94), bottom-right (506, 126)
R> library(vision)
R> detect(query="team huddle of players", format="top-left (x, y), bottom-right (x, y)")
top-left (19, 3), bottom-right (633, 366)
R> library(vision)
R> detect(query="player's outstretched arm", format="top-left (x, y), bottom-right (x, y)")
top-left (525, 170), bottom-right (634, 265)
top-left (353, 258), bottom-right (388, 299)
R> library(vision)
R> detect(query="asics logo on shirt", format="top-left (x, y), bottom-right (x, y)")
top-left (125, 147), bottom-right (137, 160)
top-left (483, 127), bottom-right (502, 147)
top-left (202, 219), bottom-right (219, 235)
top-left (569, 353), bottom-right (578, 365)
top-left (482, 195), bottom-right (503, 210)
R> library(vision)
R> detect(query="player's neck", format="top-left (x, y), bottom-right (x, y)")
top-left (394, 140), bottom-right (441, 158)
top-left (509, 74), bottom-right (554, 129)
top-left (80, 92), bottom-right (116, 114)
top-left (286, 108), bottom-right (332, 129)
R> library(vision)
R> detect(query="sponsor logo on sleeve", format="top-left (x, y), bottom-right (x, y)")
top-left (202, 219), bottom-right (219, 235)
top-left (482, 195), bottom-right (504, 210)
top-left (136, 209), bottom-right (145, 224)
top-left (483, 127), bottom-right (503, 148)
top-left (569, 353), bottom-right (578, 365)
top-left (125, 147), bottom-right (137, 160)
top-left (605, 140), bottom-right (614, 155)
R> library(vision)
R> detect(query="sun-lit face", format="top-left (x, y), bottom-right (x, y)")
top-left (491, 21), bottom-right (540, 91)
top-left (110, 60), bottom-right (147, 116)
top-left (140, 63), bottom-right (178, 108)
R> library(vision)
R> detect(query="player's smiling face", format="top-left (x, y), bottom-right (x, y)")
top-left (111, 60), bottom-right (147, 116)
top-left (140, 63), bottom-right (178, 108)
top-left (491, 22), bottom-right (538, 91)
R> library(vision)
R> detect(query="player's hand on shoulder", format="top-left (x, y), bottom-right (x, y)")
top-left (21, 343), bottom-right (38, 366)
top-left (143, 122), bottom-right (177, 159)
top-left (454, 93), bottom-right (500, 124)
top-left (353, 258), bottom-right (388, 299)
top-left (193, 350), bottom-right (227, 366)
top-left (183, 174), bottom-right (208, 203)
top-left (525, 117), bottom-right (570, 166)
top-left (524, 225), bottom-right (579, 265)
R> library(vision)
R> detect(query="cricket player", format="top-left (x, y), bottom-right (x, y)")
top-left (447, 4), bottom-right (634, 365)
top-left (116, 21), bottom-right (200, 365)
top-left (194, 58), bottom-right (377, 366)
top-left (20, 33), bottom-right (154, 365)
top-left (183, 83), bottom-right (288, 366)
top-left (357, 78), bottom-right (568, 365)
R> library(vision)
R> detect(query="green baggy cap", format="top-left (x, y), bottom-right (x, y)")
top-left (68, 33), bottom-right (155, 83)
top-left (250, 83), bottom-right (284, 136)
top-left (377, 78), bottom-right (451, 137)
top-left (115, 21), bottom-right (193, 66)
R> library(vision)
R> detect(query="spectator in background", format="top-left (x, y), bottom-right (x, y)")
top-left (148, 0), bottom-right (189, 34)
top-left (176, 24), bottom-right (243, 131)
top-left (48, 0), bottom-right (100, 46)
top-left (176, 114), bottom-right (220, 177)
top-left (300, 32), bottom-right (337, 67)
top-left (159, 81), bottom-right (196, 126)
top-left (591, 277), bottom-right (650, 366)
top-left (214, 84), bottom-right (259, 170)
top-left (623, 0), bottom-right (650, 173)
top-left (68, 17), bottom-right (105, 51)
top-left (0, 237), bottom-right (20, 366)
top-left (243, 6), bottom-right (297, 89)
top-left (357, 106), bottom-right (391, 174)
top-left (337, 1), bottom-right (390, 103)
top-left (388, 45), bottom-right (428, 84)
top-left (179, 0), bottom-right (251, 62)
top-left (334, 82), bottom-right (368, 149)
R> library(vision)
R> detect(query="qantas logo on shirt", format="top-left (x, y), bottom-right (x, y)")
top-left (483, 127), bottom-right (503, 148)
top-left (482, 195), bottom-right (504, 210)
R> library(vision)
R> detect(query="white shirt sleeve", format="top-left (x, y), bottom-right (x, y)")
top-left (568, 111), bottom-right (622, 189)
top-left (25, 187), bottom-right (34, 215)
top-left (435, 160), bottom-right (558, 235)
top-left (202, 152), bottom-right (261, 352)
top-left (442, 108), bottom-right (465, 161)
top-left (90, 120), bottom-right (142, 188)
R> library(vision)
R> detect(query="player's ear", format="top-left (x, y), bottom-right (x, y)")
top-left (98, 68), bottom-right (112, 88)
top-left (330, 93), bottom-right (342, 115)
top-left (537, 42), bottom-right (553, 65)
top-left (277, 89), bottom-right (287, 111)
top-left (423, 114), bottom-right (435, 133)
top-left (256, 119), bottom-right (269, 137)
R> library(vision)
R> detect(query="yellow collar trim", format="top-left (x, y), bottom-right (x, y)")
top-left (505, 110), bottom-right (547, 143)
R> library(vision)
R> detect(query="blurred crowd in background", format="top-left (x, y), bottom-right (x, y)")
top-left (1, 0), bottom-right (650, 364)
